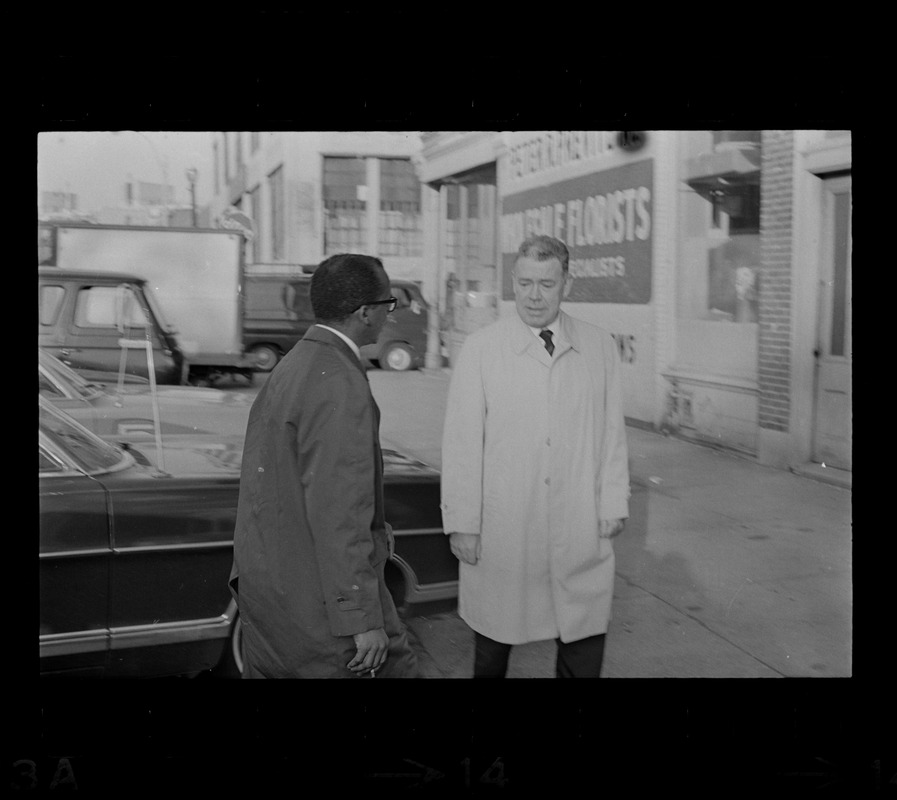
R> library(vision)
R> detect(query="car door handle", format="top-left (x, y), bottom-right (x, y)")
top-left (60, 348), bottom-right (74, 356)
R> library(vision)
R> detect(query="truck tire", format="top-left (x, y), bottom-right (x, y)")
top-left (381, 342), bottom-right (414, 371)
top-left (250, 344), bottom-right (281, 372)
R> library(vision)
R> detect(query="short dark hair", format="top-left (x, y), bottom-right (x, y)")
top-left (516, 235), bottom-right (570, 273)
top-left (310, 253), bottom-right (387, 323)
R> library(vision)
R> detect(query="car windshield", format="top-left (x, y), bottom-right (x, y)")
top-left (39, 397), bottom-right (128, 474)
top-left (38, 349), bottom-right (104, 400)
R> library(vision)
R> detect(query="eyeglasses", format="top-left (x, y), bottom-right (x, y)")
top-left (357, 296), bottom-right (397, 313)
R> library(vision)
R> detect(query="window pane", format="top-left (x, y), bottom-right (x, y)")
top-left (393, 287), bottom-right (410, 307)
top-left (40, 401), bottom-right (126, 474)
top-left (378, 158), bottom-right (422, 256)
top-left (269, 166), bottom-right (285, 261)
top-left (39, 370), bottom-right (66, 399)
top-left (249, 185), bottom-right (262, 263)
top-left (74, 287), bottom-right (148, 328)
top-left (678, 131), bottom-right (761, 324)
top-left (40, 285), bottom-right (65, 326)
top-left (323, 157), bottom-right (368, 256)
top-left (40, 447), bottom-right (63, 474)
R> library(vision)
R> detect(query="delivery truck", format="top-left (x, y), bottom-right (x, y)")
top-left (39, 221), bottom-right (256, 385)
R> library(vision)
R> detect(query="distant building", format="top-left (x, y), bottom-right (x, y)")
top-left (207, 131), bottom-right (425, 283)
top-left (38, 191), bottom-right (96, 224)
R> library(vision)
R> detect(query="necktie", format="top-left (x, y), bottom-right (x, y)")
top-left (539, 329), bottom-right (554, 356)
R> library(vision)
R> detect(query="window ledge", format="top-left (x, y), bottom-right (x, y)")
top-left (663, 367), bottom-right (759, 395)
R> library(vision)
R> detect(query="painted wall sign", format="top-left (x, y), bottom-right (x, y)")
top-left (501, 159), bottom-right (653, 304)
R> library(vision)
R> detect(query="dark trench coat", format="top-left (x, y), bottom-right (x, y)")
top-left (229, 325), bottom-right (418, 678)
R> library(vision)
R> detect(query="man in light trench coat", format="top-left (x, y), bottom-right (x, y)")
top-left (441, 234), bottom-right (630, 678)
top-left (229, 253), bottom-right (419, 678)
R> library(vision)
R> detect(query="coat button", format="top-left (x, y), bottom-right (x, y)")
top-left (258, 467), bottom-right (264, 473)
top-left (544, 477), bottom-right (550, 485)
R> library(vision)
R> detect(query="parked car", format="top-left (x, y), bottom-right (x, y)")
top-left (39, 347), bottom-right (253, 442)
top-left (38, 396), bottom-right (456, 678)
top-left (243, 275), bottom-right (431, 372)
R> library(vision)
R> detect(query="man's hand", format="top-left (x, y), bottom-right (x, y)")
top-left (598, 518), bottom-right (626, 538)
top-left (449, 532), bottom-right (481, 565)
top-left (348, 628), bottom-right (389, 675)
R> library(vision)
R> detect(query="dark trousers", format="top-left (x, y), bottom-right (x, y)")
top-left (473, 631), bottom-right (606, 678)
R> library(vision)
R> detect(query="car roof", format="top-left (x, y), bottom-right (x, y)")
top-left (38, 266), bottom-right (146, 283)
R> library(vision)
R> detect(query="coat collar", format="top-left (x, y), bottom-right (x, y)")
top-left (303, 324), bottom-right (368, 377)
top-left (509, 310), bottom-right (580, 358)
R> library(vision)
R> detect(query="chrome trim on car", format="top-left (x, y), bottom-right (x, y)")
top-left (389, 554), bottom-right (458, 605)
top-left (40, 629), bottom-right (108, 657)
top-left (111, 540), bottom-right (234, 555)
top-left (40, 548), bottom-right (111, 560)
top-left (109, 615), bottom-right (232, 649)
top-left (404, 579), bottom-right (458, 603)
top-left (391, 526), bottom-right (443, 537)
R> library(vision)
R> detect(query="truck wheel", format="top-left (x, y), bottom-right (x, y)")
top-left (250, 344), bottom-right (280, 372)
top-left (381, 342), bottom-right (414, 371)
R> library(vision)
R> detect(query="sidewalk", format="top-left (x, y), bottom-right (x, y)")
top-left (369, 369), bottom-right (852, 678)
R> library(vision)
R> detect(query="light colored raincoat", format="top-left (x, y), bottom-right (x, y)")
top-left (440, 311), bottom-right (630, 644)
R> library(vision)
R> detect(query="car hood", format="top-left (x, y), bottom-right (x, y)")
top-left (89, 386), bottom-right (254, 440)
top-left (121, 434), bottom-right (245, 477)
top-left (121, 437), bottom-right (438, 480)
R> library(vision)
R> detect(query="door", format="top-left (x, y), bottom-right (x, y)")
top-left (39, 473), bottom-right (111, 676)
top-left (68, 283), bottom-right (163, 379)
top-left (813, 174), bottom-right (852, 470)
top-left (105, 479), bottom-right (238, 676)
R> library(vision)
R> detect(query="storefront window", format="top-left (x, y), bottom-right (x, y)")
top-left (675, 131), bottom-right (761, 378)
top-left (679, 131), bottom-right (761, 325)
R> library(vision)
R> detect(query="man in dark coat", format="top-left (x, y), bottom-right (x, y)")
top-left (229, 253), bottom-right (419, 678)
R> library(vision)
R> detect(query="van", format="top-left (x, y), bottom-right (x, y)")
top-left (38, 267), bottom-right (187, 385)
top-left (243, 275), bottom-right (430, 372)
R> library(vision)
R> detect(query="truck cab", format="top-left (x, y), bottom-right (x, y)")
top-left (38, 267), bottom-right (187, 385)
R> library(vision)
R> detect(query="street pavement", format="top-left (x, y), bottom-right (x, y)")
top-left (365, 368), bottom-right (852, 679)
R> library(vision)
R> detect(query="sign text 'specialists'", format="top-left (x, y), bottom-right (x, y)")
top-left (501, 160), bottom-right (653, 304)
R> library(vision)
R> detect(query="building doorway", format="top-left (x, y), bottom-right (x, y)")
top-left (812, 174), bottom-right (852, 470)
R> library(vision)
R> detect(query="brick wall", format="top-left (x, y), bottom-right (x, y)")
top-left (758, 131), bottom-right (795, 432)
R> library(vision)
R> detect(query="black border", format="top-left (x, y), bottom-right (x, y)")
top-left (26, 15), bottom-right (879, 792)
